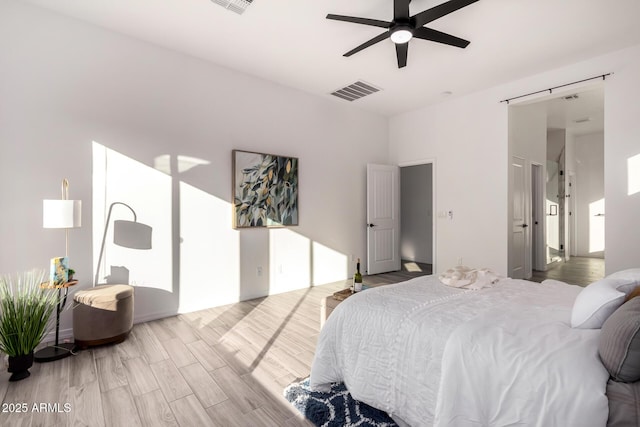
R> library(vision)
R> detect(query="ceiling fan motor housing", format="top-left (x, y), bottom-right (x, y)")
top-left (390, 22), bottom-right (414, 44)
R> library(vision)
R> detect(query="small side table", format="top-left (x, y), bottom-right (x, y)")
top-left (34, 280), bottom-right (78, 362)
top-left (321, 285), bottom-right (378, 328)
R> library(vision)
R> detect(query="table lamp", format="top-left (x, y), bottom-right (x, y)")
top-left (43, 178), bottom-right (82, 256)
top-left (37, 178), bottom-right (82, 362)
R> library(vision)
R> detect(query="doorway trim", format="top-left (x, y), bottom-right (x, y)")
top-left (398, 158), bottom-right (437, 274)
top-left (531, 161), bottom-right (546, 272)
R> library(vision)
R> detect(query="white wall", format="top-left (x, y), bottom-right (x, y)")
top-left (390, 90), bottom-right (509, 273)
top-left (0, 1), bottom-right (388, 337)
top-left (605, 55), bottom-right (640, 273)
top-left (547, 129), bottom-right (566, 161)
top-left (400, 164), bottom-right (433, 264)
top-left (574, 132), bottom-right (605, 258)
top-left (389, 44), bottom-right (640, 276)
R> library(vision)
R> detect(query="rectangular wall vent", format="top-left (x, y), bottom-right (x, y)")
top-left (330, 80), bottom-right (381, 102)
top-left (211, 0), bottom-right (253, 15)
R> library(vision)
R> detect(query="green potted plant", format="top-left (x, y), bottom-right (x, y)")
top-left (0, 269), bottom-right (58, 381)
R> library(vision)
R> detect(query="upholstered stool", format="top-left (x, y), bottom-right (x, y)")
top-left (73, 284), bottom-right (134, 349)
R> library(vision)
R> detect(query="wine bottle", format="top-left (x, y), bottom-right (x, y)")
top-left (353, 258), bottom-right (363, 292)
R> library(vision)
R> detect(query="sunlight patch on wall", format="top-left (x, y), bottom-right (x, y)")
top-left (269, 228), bottom-right (310, 295)
top-left (312, 242), bottom-right (348, 285)
top-left (154, 155), bottom-right (211, 175)
top-left (400, 242), bottom-right (417, 262)
top-left (179, 181), bottom-right (239, 313)
top-left (92, 142), bottom-right (172, 293)
top-left (589, 198), bottom-right (605, 253)
top-left (628, 154), bottom-right (640, 196)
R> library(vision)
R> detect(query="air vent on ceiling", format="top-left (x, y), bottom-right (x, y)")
top-left (211, 0), bottom-right (253, 15)
top-left (330, 80), bottom-right (381, 102)
top-left (563, 94), bottom-right (579, 100)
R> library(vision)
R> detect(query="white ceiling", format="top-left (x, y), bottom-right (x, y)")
top-left (544, 86), bottom-right (605, 136)
top-left (20, 0), bottom-right (640, 119)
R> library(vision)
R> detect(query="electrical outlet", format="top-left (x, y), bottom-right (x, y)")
top-left (457, 257), bottom-right (463, 266)
top-left (256, 266), bottom-right (262, 276)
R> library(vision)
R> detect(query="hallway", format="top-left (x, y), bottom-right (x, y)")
top-left (529, 257), bottom-right (605, 287)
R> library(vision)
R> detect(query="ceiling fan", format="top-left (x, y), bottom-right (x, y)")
top-left (327, 0), bottom-right (479, 68)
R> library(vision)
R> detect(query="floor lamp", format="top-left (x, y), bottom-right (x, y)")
top-left (94, 202), bottom-right (152, 286)
top-left (37, 178), bottom-right (82, 362)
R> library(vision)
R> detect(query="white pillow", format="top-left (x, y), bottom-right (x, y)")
top-left (606, 268), bottom-right (640, 284)
top-left (571, 278), bottom-right (637, 329)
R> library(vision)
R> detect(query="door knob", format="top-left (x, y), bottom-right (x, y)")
top-left (367, 223), bottom-right (376, 228)
top-left (521, 224), bottom-right (529, 228)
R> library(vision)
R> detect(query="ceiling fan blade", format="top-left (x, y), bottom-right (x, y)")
top-left (394, 0), bottom-right (411, 20)
top-left (344, 32), bottom-right (390, 57)
top-left (413, 0), bottom-right (479, 28)
top-left (395, 42), bottom-right (408, 68)
top-left (326, 14), bottom-right (391, 29)
top-left (413, 27), bottom-right (470, 48)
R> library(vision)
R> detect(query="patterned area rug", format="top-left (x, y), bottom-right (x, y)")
top-left (283, 377), bottom-right (398, 427)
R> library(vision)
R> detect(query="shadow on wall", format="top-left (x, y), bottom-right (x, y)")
top-left (91, 142), bottom-right (349, 322)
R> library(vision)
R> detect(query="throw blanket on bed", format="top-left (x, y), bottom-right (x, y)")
top-left (439, 265), bottom-right (502, 290)
top-left (309, 276), bottom-right (609, 427)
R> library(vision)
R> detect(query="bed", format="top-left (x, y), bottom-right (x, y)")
top-left (309, 269), bottom-right (640, 427)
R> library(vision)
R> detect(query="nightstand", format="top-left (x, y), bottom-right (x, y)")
top-left (321, 285), bottom-right (379, 328)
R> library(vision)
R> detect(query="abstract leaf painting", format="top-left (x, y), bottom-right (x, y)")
top-left (232, 150), bottom-right (298, 228)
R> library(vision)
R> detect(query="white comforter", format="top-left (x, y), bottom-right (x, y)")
top-left (309, 275), bottom-right (609, 427)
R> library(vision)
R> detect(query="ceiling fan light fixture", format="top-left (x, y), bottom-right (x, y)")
top-left (390, 27), bottom-right (413, 44)
top-left (327, 0), bottom-right (478, 67)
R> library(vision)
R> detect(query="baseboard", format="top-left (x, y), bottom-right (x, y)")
top-left (134, 310), bottom-right (179, 324)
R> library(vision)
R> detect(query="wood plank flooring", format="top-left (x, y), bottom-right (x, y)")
top-left (0, 268), bottom-right (427, 427)
top-left (528, 256), bottom-right (605, 286)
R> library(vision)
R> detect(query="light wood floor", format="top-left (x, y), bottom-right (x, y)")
top-left (528, 256), bottom-right (605, 287)
top-left (0, 268), bottom-right (429, 427)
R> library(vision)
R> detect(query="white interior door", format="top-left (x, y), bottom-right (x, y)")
top-left (511, 156), bottom-right (528, 279)
top-left (367, 164), bottom-right (400, 275)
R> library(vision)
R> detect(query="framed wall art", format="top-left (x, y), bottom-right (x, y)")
top-left (232, 150), bottom-right (299, 228)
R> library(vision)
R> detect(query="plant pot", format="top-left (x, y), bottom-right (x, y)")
top-left (8, 352), bottom-right (34, 381)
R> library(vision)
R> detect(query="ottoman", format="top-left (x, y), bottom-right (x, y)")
top-left (73, 284), bottom-right (134, 349)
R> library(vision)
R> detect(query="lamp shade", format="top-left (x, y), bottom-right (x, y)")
top-left (43, 200), bottom-right (82, 228)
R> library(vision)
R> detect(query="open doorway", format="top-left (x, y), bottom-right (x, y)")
top-left (400, 162), bottom-right (434, 275)
top-left (509, 84), bottom-right (605, 284)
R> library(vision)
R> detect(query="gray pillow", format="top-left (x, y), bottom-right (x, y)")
top-left (599, 297), bottom-right (640, 382)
